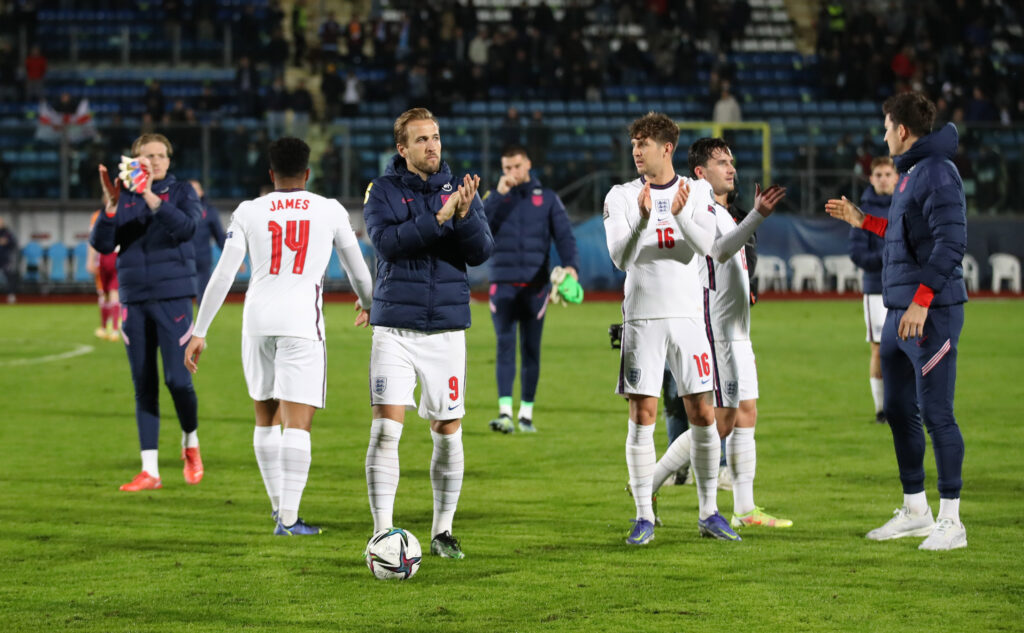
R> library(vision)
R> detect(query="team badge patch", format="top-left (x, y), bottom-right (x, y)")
top-left (656, 199), bottom-right (669, 215)
top-left (373, 376), bottom-right (388, 395)
top-left (603, 202), bottom-right (610, 220)
top-left (626, 366), bottom-right (642, 386)
top-left (442, 183), bottom-right (453, 192)
top-left (532, 194), bottom-right (543, 206)
top-left (725, 381), bottom-right (738, 400)
top-left (440, 194), bottom-right (451, 206)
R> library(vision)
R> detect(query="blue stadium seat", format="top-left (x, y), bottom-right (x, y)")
top-left (73, 241), bottom-right (92, 282)
top-left (21, 242), bottom-right (44, 282)
top-left (47, 243), bottom-right (69, 282)
top-left (326, 251), bottom-right (345, 280)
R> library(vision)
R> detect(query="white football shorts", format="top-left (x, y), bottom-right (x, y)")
top-left (710, 338), bottom-right (758, 408)
top-left (369, 327), bottom-right (467, 420)
top-left (616, 317), bottom-right (714, 398)
top-left (242, 334), bottom-right (327, 408)
top-left (864, 294), bottom-right (886, 343)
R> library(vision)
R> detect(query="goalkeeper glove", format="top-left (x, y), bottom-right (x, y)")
top-left (118, 155), bottom-right (150, 193)
top-left (549, 266), bottom-right (584, 305)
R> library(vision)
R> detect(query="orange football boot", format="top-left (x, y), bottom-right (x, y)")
top-left (182, 446), bottom-right (204, 484)
top-left (119, 471), bottom-right (162, 491)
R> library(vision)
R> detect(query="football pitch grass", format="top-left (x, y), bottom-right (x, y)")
top-left (1, 298), bottom-right (1022, 632)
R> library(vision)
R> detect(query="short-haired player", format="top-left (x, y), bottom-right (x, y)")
top-left (184, 137), bottom-right (374, 535)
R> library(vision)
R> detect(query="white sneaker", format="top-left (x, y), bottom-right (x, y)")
top-left (717, 465), bottom-right (732, 491)
top-left (866, 506), bottom-right (935, 541)
top-left (918, 518), bottom-right (967, 551)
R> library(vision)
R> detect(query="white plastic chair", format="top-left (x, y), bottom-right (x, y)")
top-left (990, 253), bottom-right (1021, 293)
top-left (961, 253), bottom-right (979, 292)
top-left (789, 254), bottom-right (825, 292)
top-left (754, 255), bottom-right (787, 291)
top-left (823, 255), bottom-right (861, 293)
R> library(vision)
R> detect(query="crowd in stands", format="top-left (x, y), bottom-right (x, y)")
top-left (0, 0), bottom-right (1021, 211)
top-left (817, 0), bottom-right (1024, 125)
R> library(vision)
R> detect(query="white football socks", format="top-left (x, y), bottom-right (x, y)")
top-left (905, 490), bottom-right (929, 516)
top-left (690, 424), bottom-right (720, 520)
top-left (626, 420), bottom-right (656, 522)
top-left (870, 377), bottom-right (884, 414)
top-left (652, 429), bottom-right (691, 493)
top-left (430, 427), bottom-right (465, 538)
top-left (182, 429), bottom-right (199, 449)
top-left (278, 428), bottom-right (312, 527)
top-left (517, 401), bottom-right (534, 421)
top-left (938, 497), bottom-right (960, 523)
top-left (727, 427), bottom-right (757, 516)
top-left (498, 397), bottom-right (513, 419)
top-left (366, 418), bottom-right (403, 532)
top-left (141, 449), bottom-right (159, 478)
top-left (253, 425), bottom-right (282, 512)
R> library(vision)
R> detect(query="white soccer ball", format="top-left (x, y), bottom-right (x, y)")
top-left (364, 527), bottom-right (422, 580)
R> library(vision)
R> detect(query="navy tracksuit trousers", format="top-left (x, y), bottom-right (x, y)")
top-left (121, 297), bottom-right (199, 450)
top-left (490, 282), bottom-right (550, 402)
top-left (881, 304), bottom-right (965, 499)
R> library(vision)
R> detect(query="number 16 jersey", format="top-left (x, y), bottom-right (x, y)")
top-left (603, 175), bottom-right (716, 321)
top-left (224, 190), bottom-right (361, 340)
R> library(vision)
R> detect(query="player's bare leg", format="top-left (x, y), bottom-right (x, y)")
top-left (870, 342), bottom-right (885, 423)
top-left (429, 417), bottom-right (465, 559)
top-left (274, 400), bottom-right (320, 535)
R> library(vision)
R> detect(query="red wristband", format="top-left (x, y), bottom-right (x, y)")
top-left (861, 215), bottom-right (888, 237)
top-left (912, 284), bottom-right (934, 308)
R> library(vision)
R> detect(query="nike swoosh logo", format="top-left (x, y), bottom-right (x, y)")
top-left (124, 202), bottom-right (137, 208)
top-left (174, 314), bottom-right (186, 322)
top-left (448, 404), bottom-right (460, 410)
top-left (701, 378), bottom-right (711, 385)
top-left (402, 198), bottom-right (414, 203)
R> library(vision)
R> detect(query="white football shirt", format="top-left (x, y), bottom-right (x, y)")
top-left (700, 201), bottom-right (752, 341)
top-left (604, 175), bottom-right (717, 321)
top-left (223, 190), bottom-right (360, 340)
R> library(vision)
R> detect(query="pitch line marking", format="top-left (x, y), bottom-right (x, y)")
top-left (0, 343), bottom-right (95, 367)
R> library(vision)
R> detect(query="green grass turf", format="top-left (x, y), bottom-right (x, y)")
top-left (0, 298), bottom-right (1022, 632)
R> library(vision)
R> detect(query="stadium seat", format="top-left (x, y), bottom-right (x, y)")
top-left (989, 253), bottom-right (1021, 293)
top-left (21, 242), bottom-right (44, 282)
top-left (47, 243), bottom-right (69, 282)
top-left (961, 253), bottom-right (979, 292)
top-left (753, 254), bottom-right (787, 291)
top-left (789, 254), bottom-right (825, 292)
top-left (823, 255), bottom-right (860, 293)
top-left (73, 241), bottom-right (92, 282)
top-left (326, 251), bottom-right (345, 280)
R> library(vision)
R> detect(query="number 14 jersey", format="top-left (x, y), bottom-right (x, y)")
top-left (225, 190), bottom-right (361, 340)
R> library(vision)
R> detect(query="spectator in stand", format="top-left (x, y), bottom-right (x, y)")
top-left (712, 81), bottom-right (742, 123)
top-left (318, 11), bottom-right (342, 67)
top-left (195, 85), bottom-right (220, 117)
top-left (320, 63), bottom-right (342, 121)
top-left (467, 26), bottom-right (489, 66)
top-left (500, 107), bottom-right (522, 148)
top-left (265, 78), bottom-right (288, 139)
top-left (24, 44), bottom-right (46, 103)
top-left (265, 27), bottom-right (290, 81)
top-left (342, 71), bottom-right (362, 117)
top-left (143, 81), bottom-right (165, 121)
top-left (0, 40), bottom-right (17, 102)
top-left (965, 87), bottom-right (999, 123)
top-left (165, 99), bottom-right (189, 124)
top-left (289, 80), bottom-right (313, 139)
top-left (291, 0), bottom-right (309, 67)
top-left (236, 56), bottom-right (260, 118)
top-left (0, 216), bottom-right (17, 303)
top-left (526, 110), bottom-right (549, 165)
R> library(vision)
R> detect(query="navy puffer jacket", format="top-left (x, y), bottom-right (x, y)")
top-left (364, 155), bottom-right (494, 331)
top-left (883, 123), bottom-right (967, 309)
top-left (849, 187), bottom-right (890, 295)
top-left (90, 174), bottom-right (200, 303)
top-left (483, 177), bottom-right (579, 285)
